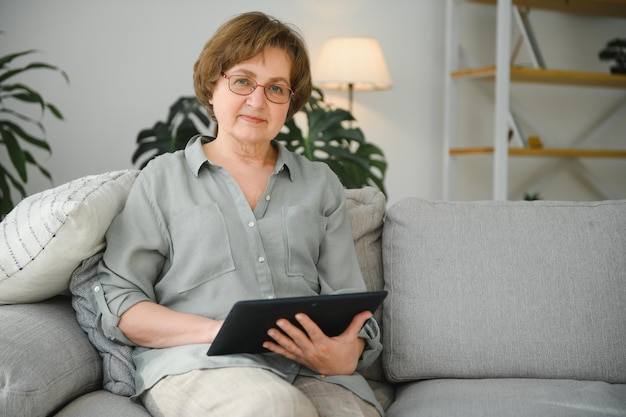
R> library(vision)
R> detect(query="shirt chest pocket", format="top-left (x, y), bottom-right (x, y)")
top-left (168, 203), bottom-right (235, 293)
top-left (282, 205), bottom-right (327, 282)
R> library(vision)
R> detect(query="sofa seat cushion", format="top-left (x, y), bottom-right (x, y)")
top-left (0, 297), bottom-right (102, 417)
top-left (382, 199), bottom-right (626, 383)
top-left (386, 378), bottom-right (626, 417)
top-left (54, 390), bottom-right (151, 417)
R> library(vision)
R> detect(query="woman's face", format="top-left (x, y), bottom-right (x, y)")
top-left (211, 47), bottom-right (292, 147)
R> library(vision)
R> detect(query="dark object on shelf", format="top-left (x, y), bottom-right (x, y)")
top-left (598, 38), bottom-right (626, 75)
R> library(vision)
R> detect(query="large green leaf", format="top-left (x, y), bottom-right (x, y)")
top-left (0, 45), bottom-right (68, 219)
top-left (2, 119), bottom-right (51, 150)
top-left (1, 82), bottom-right (65, 120)
top-left (0, 166), bottom-right (17, 216)
top-left (23, 149), bottom-right (52, 180)
top-left (0, 50), bottom-right (37, 68)
top-left (1, 126), bottom-right (27, 181)
top-left (0, 62), bottom-right (68, 85)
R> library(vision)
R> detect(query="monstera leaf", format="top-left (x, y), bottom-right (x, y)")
top-left (132, 96), bottom-right (214, 168)
top-left (275, 88), bottom-right (387, 195)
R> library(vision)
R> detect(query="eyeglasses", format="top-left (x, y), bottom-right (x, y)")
top-left (221, 72), bottom-right (294, 104)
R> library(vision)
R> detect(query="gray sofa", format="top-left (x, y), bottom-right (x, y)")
top-left (1, 170), bottom-right (625, 417)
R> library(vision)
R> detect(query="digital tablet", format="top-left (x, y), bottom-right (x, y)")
top-left (206, 290), bottom-right (387, 356)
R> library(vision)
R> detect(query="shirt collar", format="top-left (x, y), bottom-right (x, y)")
top-left (184, 134), bottom-right (295, 181)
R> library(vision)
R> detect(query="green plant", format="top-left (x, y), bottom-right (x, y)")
top-left (275, 88), bottom-right (387, 195)
top-left (598, 38), bottom-right (626, 74)
top-left (132, 96), bottom-right (214, 168)
top-left (0, 45), bottom-right (68, 219)
top-left (132, 89), bottom-right (387, 195)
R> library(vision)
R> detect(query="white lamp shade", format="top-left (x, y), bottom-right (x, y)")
top-left (315, 37), bottom-right (392, 91)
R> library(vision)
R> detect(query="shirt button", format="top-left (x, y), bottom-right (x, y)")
top-left (248, 221), bottom-right (255, 227)
top-left (93, 286), bottom-right (100, 292)
top-left (265, 195), bottom-right (271, 201)
top-left (258, 256), bottom-right (265, 263)
top-left (290, 363), bottom-right (297, 369)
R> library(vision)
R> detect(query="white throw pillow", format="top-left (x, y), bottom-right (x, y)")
top-left (0, 170), bottom-right (139, 304)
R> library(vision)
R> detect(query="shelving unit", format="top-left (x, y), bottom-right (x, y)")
top-left (443, 0), bottom-right (626, 200)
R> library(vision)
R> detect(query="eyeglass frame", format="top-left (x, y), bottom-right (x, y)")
top-left (220, 72), bottom-right (295, 104)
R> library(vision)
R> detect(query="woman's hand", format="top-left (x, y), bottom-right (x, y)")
top-left (262, 310), bottom-right (372, 376)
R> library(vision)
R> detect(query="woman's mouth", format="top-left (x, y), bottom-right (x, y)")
top-left (240, 114), bottom-right (265, 124)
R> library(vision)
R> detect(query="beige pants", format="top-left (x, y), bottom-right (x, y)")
top-left (142, 367), bottom-right (380, 417)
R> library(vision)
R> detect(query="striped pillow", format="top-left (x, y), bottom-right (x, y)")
top-left (0, 170), bottom-right (139, 304)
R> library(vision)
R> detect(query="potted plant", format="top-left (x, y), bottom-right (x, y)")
top-left (0, 45), bottom-right (68, 219)
top-left (132, 88), bottom-right (387, 195)
top-left (598, 38), bottom-right (626, 74)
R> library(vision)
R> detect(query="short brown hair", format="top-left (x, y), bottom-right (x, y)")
top-left (193, 12), bottom-right (312, 121)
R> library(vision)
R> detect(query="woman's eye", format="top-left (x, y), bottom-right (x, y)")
top-left (269, 85), bottom-right (285, 94)
top-left (234, 77), bottom-right (253, 86)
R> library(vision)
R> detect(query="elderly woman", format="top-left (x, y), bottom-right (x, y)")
top-left (95, 11), bottom-right (383, 417)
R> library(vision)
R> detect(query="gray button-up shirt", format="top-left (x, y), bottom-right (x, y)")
top-left (94, 135), bottom-right (383, 414)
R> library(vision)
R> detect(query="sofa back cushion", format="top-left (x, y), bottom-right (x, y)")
top-left (382, 198), bottom-right (626, 383)
top-left (345, 186), bottom-right (386, 382)
top-left (345, 187), bottom-right (386, 296)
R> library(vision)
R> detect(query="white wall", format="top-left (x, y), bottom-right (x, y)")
top-left (1, 0), bottom-right (624, 207)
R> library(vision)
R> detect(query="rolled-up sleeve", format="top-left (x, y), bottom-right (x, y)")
top-left (356, 317), bottom-right (382, 371)
top-left (92, 280), bottom-right (137, 346)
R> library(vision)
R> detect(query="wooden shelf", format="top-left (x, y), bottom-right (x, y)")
top-left (450, 147), bottom-right (626, 158)
top-left (452, 66), bottom-right (626, 88)
top-left (467, 0), bottom-right (626, 17)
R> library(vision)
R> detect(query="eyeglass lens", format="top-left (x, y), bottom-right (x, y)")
top-left (224, 74), bottom-right (293, 104)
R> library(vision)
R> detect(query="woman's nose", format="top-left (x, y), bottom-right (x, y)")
top-left (246, 86), bottom-right (268, 107)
